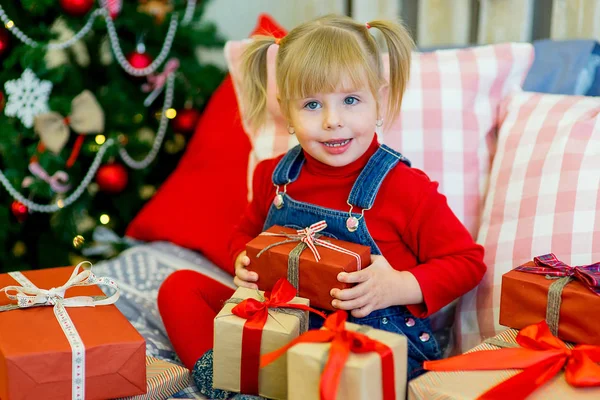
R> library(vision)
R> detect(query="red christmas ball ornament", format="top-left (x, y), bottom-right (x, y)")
top-left (172, 108), bottom-right (201, 135)
top-left (127, 51), bottom-right (153, 70)
top-left (0, 90), bottom-right (5, 112)
top-left (0, 28), bottom-right (10, 59)
top-left (96, 163), bottom-right (129, 194)
top-left (59, 0), bottom-right (95, 17)
top-left (11, 201), bottom-right (28, 223)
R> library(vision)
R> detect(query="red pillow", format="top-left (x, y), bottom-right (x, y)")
top-left (126, 14), bottom-right (287, 274)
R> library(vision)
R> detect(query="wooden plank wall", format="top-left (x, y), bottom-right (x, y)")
top-left (202, 0), bottom-right (599, 66)
top-left (351, 0), bottom-right (600, 47)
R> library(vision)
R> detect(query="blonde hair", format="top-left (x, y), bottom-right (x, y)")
top-left (240, 14), bottom-right (415, 131)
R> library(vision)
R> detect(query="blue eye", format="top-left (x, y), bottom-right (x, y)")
top-left (344, 96), bottom-right (359, 105)
top-left (304, 101), bottom-right (321, 110)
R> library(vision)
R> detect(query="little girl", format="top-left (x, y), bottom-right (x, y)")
top-left (158, 14), bottom-right (486, 398)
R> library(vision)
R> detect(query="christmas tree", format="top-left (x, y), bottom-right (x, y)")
top-left (0, 0), bottom-right (226, 272)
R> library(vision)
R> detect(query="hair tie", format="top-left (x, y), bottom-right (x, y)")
top-left (274, 37), bottom-right (281, 45)
top-left (365, 22), bottom-right (371, 29)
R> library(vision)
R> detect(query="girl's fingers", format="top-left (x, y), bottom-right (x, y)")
top-left (233, 276), bottom-right (258, 289)
top-left (330, 282), bottom-right (369, 300)
top-left (331, 294), bottom-right (370, 311)
top-left (236, 266), bottom-right (258, 282)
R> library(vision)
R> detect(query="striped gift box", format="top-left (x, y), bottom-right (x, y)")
top-left (120, 356), bottom-right (190, 400)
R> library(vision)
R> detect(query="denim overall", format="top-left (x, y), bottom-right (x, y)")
top-left (264, 144), bottom-right (441, 380)
top-left (192, 144), bottom-right (441, 399)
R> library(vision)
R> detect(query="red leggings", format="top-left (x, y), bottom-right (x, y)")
top-left (157, 269), bottom-right (234, 369)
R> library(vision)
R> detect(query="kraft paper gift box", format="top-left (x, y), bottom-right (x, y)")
top-left (408, 323), bottom-right (600, 399)
top-left (0, 265), bottom-right (146, 400)
top-left (119, 356), bottom-right (190, 400)
top-left (499, 254), bottom-right (600, 346)
top-left (246, 222), bottom-right (371, 311)
top-left (213, 284), bottom-right (311, 399)
top-left (272, 311), bottom-right (407, 400)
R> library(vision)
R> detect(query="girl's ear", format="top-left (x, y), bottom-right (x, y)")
top-left (377, 84), bottom-right (389, 118)
top-left (378, 84), bottom-right (389, 104)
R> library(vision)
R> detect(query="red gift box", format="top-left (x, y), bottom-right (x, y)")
top-left (246, 222), bottom-right (371, 311)
top-left (499, 253), bottom-right (600, 345)
top-left (0, 264), bottom-right (146, 400)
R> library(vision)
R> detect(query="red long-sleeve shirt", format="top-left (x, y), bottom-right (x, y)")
top-left (229, 138), bottom-right (486, 318)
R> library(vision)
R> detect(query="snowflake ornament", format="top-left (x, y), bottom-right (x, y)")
top-left (4, 69), bottom-right (53, 128)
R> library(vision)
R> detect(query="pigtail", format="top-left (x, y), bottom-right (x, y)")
top-left (240, 36), bottom-right (278, 131)
top-left (367, 20), bottom-right (415, 122)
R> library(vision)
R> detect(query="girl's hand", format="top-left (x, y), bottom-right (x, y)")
top-left (330, 255), bottom-right (423, 318)
top-left (234, 251), bottom-right (259, 289)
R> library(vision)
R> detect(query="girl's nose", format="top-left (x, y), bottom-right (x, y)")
top-left (323, 108), bottom-right (343, 130)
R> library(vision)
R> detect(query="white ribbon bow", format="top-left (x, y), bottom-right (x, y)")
top-left (1, 261), bottom-right (119, 309)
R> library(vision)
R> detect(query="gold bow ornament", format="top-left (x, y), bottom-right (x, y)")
top-left (33, 90), bottom-right (105, 155)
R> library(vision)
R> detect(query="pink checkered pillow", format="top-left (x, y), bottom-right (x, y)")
top-left (224, 42), bottom-right (534, 238)
top-left (456, 92), bottom-right (600, 352)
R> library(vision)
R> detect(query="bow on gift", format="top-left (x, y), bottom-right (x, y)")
top-left (424, 321), bottom-right (600, 400)
top-left (260, 220), bottom-right (362, 269)
top-left (0, 261), bottom-right (119, 309)
top-left (261, 310), bottom-right (396, 400)
top-left (231, 278), bottom-right (326, 395)
top-left (33, 90), bottom-right (105, 155)
top-left (517, 253), bottom-right (600, 295)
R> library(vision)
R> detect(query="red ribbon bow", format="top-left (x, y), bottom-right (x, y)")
top-left (231, 278), bottom-right (326, 395)
top-left (424, 321), bottom-right (600, 399)
top-left (516, 253), bottom-right (600, 295)
top-left (261, 310), bottom-right (396, 400)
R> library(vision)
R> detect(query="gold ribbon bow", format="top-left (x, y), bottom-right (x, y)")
top-left (33, 90), bottom-right (104, 154)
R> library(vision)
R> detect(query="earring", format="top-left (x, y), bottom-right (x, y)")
top-left (376, 118), bottom-right (383, 127)
top-left (288, 125), bottom-right (295, 135)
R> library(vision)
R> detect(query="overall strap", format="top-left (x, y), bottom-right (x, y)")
top-left (347, 144), bottom-right (411, 210)
top-left (271, 145), bottom-right (305, 185)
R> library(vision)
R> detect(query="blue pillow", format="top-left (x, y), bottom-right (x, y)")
top-left (585, 42), bottom-right (600, 96)
top-left (523, 39), bottom-right (599, 96)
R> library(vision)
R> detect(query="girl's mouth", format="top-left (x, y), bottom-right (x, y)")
top-left (322, 139), bottom-right (351, 148)
top-left (321, 138), bottom-right (352, 154)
